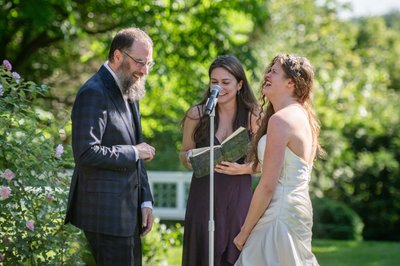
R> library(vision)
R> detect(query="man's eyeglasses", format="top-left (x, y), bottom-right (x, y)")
top-left (122, 50), bottom-right (155, 69)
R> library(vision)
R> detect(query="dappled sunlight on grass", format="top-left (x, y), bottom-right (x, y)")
top-left (313, 239), bottom-right (362, 251)
top-left (312, 245), bottom-right (338, 253)
top-left (313, 239), bottom-right (400, 266)
top-left (166, 240), bottom-right (400, 266)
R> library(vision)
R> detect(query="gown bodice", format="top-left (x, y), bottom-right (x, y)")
top-left (258, 134), bottom-right (313, 187)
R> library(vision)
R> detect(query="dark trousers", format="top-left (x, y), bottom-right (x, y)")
top-left (84, 229), bottom-right (142, 266)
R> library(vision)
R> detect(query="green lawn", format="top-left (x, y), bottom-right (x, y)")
top-left (165, 240), bottom-right (400, 266)
top-left (313, 239), bottom-right (400, 266)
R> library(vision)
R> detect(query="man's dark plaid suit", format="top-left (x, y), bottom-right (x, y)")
top-left (65, 65), bottom-right (153, 265)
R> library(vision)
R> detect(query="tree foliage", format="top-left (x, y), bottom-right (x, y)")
top-left (1, 0), bottom-right (400, 241)
top-left (257, 0), bottom-right (400, 240)
top-left (1, 0), bottom-right (269, 170)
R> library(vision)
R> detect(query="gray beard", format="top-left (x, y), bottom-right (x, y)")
top-left (116, 65), bottom-right (146, 101)
top-left (124, 77), bottom-right (146, 101)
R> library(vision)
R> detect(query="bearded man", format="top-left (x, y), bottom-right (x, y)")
top-left (65, 28), bottom-right (156, 266)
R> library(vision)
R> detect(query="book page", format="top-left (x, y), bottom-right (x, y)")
top-left (221, 127), bottom-right (246, 145)
top-left (220, 127), bottom-right (249, 162)
top-left (191, 145), bottom-right (222, 157)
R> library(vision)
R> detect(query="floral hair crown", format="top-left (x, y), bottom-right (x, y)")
top-left (285, 55), bottom-right (301, 78)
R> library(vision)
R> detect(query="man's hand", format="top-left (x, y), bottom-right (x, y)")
top-left (140, 207), bottom-right (153, 237)
top-left (135, 142), bottom-right (156, 162)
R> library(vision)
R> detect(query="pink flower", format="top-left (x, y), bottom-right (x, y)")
top-left (55, 144), bottom-right (64, 158)
top-left (2, 59), bottom-right (12, 71)
top-left (0, 186), bottom-right (11, 199)
top-left (12, 71), bottom-right (21, 81)
top-left (26, 220), bottom-right (35, 231)
top-left (46, 194), bottom-right (54, 202)
top-left (2, 169), bottom-right (15, 181)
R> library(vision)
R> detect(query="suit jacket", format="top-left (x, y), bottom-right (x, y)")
top-left (65, 65), bottom-right (153, 237)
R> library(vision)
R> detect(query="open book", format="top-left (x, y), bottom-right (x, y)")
top-left (189, 127), bottom-right (249, 178)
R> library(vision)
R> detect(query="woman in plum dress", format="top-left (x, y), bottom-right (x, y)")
top-left (179, 55), bottom-right (260, 266)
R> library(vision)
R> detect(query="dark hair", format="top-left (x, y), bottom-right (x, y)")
top-left (108, 28), bottom-right (153, 62)
top-left (183, 55), bottom-right (259, 146)
top-left (249, 54), bottom-right (323, 169)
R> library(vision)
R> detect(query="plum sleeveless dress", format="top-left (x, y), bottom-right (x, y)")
top-left (234, 135), bottom-right (319, 266)
top-left (182, 136), bottom-right (253, 266)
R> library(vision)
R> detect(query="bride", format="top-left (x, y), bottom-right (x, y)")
top-left (233, 54), bottom-right (323, 266)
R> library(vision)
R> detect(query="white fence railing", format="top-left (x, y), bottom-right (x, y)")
top-left (147, 171), bottom-right (192, 220)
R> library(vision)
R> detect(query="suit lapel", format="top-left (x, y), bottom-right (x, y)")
top-left (98, 66), bottom-right (136, 144)
top-left (130, 101), bottom-right (143, 143)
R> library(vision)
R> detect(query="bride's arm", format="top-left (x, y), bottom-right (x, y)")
top-left (233, 114), bottom-right (290, 250)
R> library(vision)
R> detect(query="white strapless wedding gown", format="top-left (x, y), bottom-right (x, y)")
top-left (235, 135), bottom-right (319, 266)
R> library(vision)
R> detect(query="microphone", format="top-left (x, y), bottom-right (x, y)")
top-left (205, 85), bottom-right (221, 115)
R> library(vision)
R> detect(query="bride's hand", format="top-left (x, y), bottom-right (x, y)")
top-left (233, 231), bottom-right (248, 251)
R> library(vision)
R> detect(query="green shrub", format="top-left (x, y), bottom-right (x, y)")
top-left (0, 59), bottom-right (85, 264)
top-left (312, 197), bottom-right (364, 240)
top-left (142, 218), bottom-right (184, 264)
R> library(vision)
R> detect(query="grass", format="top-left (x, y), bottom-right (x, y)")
top-left (165, 239), bottom-right (400, 266)
top-left (313, 239), bottom-right (400, 266)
